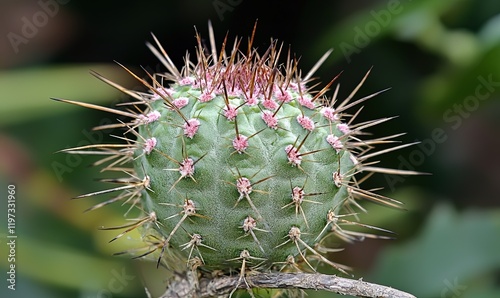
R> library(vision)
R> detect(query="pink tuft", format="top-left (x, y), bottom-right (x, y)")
top-left (179, 158), bottom-right (195, 178)
top-left (143, 137), bottom-right (157, 154)
top-left (151, 87), bottom-right (174, 101)
top-left (289, 82), bottom-right (306, 92)
top-left (297, 96), bottom-right (315, 109)
top-left (262, 98), bottom-right (278, 110)
top-left (138, 110), bottom-right (161, 124)
top-left (199, 91), bottom-right (215, 102)
top-left (171, 97), bottom-right (189, 109)
top-left (320, 107), bottom-right (339, 122)
top-left (274, 90), bottom-right (293, 103)
top-left (337, 123), bottom-right (350, 134)
top-left (297, 115), bottom-right (315, 131)
top-left (326, 134), bottom-right (343, 153)
top-left (223, 104), bottom-right (238, 121)
top-left (285, 145), bottom-right (302, 166)
top-left (236, 177), bottom-right (252, 196)
top-left (261, 111), bottom-right (278, 129)
top-left (245, 96), bottom-right (259, 106)
top-left (183, 118), bottom-right (200, 138)
top-left (232, 134), bottom-right (249, 153)
top-left (179, 77), bottom-right (195, 86)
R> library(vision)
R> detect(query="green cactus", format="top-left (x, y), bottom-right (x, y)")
top-left (55, 22), bottom-right (418, 297)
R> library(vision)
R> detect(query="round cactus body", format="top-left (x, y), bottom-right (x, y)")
top-left (56, 23), bottom-right (417, 293)
top-left (136, 65), bottom-right (356, 269)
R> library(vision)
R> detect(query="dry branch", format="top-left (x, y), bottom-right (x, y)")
top-left (160, 272), bottom-right (415, 298)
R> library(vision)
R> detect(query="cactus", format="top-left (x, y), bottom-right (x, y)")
top-left (55, 22), bottom-right (418, 297)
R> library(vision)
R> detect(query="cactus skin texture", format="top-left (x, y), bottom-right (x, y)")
top-left (56, 22), bottom-right (418, 295)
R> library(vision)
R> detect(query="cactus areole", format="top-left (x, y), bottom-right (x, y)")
top-left (57, 22), bottom-right (417, 286)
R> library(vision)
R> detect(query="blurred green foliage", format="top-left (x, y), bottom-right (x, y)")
top-left (1, 0), bottom-right (499, 297)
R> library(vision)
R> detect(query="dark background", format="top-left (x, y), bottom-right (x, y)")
top-left (1, 0), bottom-right (500, 297)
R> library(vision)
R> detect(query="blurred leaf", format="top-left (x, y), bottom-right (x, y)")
top-left (419, 42), bottom-right (500, 119)
top-left (478, 13), bottom-right (500, 50)
top-left (0, 235), bottom-right (141, 293)
top-left (24, 168), bottom-right (146, 256)
top-left (313, 0), bottom-right (465, 64)
top-left (0, 64), bottom-right (134, 126)
top-left (370, 203), bottom-right (500, 297)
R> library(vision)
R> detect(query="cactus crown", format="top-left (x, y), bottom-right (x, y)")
top-left (56, 22), bottom-right (417, 296)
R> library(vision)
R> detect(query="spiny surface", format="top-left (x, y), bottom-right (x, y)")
top-left (57, 22), bottom-right (419, 283)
